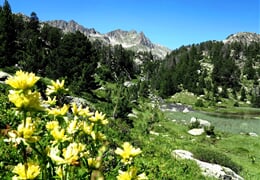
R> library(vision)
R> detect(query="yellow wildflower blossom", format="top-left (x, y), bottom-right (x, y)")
top-left (46, 121), bottom-right (59, 131)
top-left (81, 121), bottom-right (94, 135)
top-left (48, 146), bottom-right (66, 164)
top-left (78, 106), bottom-right (94, 117)
top-left (45, 96), bottom-right (57, 106)
top-left (48, 104), bottom-right (69, 116)
top-left (89, 111), bottom-right (108, 125)
top-left (50, 128), bottom-right (68, 143)
top-left (71, 102), bottom-right (82, 116)
top-left (67, 119), bottom-right (79, 134)
top-left (5, 70), bottom-right (40, 90)
top-left (62, 142), bottom-right (86, 165)
top-left (12, 162), bottom-right (40, 179)
top-left (117, 167), bottom-right (148, 180)
top-left (88, 157), bottom-right (101, 169)
top-left (95, 132), bottom-right (107, 141)
top-left (46, 79), bottom-right (68, 95)
top-left (55, 166), bottom-right (64, 179)
top-left (17, 117), bottom-right (38, 142)
top-left (115, 142), bottom-right (142, 164)
top-left (8, 90), bottom-right (42, 111)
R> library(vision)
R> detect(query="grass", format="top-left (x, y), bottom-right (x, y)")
top-left (162, 110), bottom-right (260, 179)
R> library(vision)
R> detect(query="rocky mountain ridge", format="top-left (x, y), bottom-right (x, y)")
top-left (223, 32), bottom-right (260, 44)
top-left (45, 20), bottom-right (171, 59)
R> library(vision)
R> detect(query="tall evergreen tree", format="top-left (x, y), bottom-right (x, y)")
top-left (0, 0), bottom-right (17, 67)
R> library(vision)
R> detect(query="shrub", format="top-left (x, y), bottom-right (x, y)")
top-left (189, 118), bottom-right (200, 129)
top-left (192, 147), bottom-right (242, 174)
top-left (195, 99), bottom-right (204, 107)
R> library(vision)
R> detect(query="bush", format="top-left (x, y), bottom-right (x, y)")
top-left (192, 147), bottom-right (242, 174)
top-left (188, 118), bottom-right (200, 129)
top-left (195, 99), bottom-right (204, 107)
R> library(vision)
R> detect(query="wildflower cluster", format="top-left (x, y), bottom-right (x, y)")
top-left (6, 70), bottom-right (42, 111)
top-left (4, 70), bottom-right (147, 179)
top-left (115, 142), bottom-right (147, 180)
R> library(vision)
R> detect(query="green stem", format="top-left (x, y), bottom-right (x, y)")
top-left (21, 110), bottom-right (28, 178)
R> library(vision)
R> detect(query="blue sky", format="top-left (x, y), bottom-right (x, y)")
top-left (2, 0), bottom-right (260, 49)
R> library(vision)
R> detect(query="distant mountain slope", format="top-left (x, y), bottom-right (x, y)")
top-left (45, 20), bottom-right (171, 59)
top-left (223, 32), bottom-right (260, 44)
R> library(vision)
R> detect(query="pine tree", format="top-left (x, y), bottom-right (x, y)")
top-left (0, 0), bottom-right (17, 67)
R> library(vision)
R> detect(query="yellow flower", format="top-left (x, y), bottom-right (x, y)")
top-left (5, 70), bottom-right (40, 90)
top-left (95, 132), bottom-right (106, 141)
top-left (12, 162), bottom-right (40, 179)
top-left (81, 121), bottom-right (94, 135)
top-left (115, 142), bottom-right (142, 164)
top-left (78, 106), bottom-right (94, 117)
top-left (117, 170), bottom-right (132, 180)
top-left (50, 128), bottom-right (68, 143)
top-left (46, 79), bottom-right (68, 95)
top-left (49, 143), bottom-right (86, 165)
top-left (71, 102), bottom-right (82, 116)
top-left (48, 146), bottom-right (66, 165)
top-left (62, 142), bottom-right (86, 165)
top-left (45, 96), bottom-right (57, 106)
top-left (88, 157), bottom-right (101, 169)
top-left (48, 104), bottom-right (69, 116)
top-left (8, 90), bottom-right (42, 111)
top-left (67, 119), bottom-right (79, 134)
top-left (17, 117), bottom-right (38, 142)
top-left (89, 111), bottom-right (108, 125)
top-left (46, 121), bottom-right (59, 131)
top-left (55, 166), bottom-right (64, 179)
top-left (117, 167), bottom-right (148, 180)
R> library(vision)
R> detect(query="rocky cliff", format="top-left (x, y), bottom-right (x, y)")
top-left (46, 20), bottom-right (171, 59)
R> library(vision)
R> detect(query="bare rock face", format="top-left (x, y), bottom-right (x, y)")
top-left (45, 20), bottom-right (171, 59)
top-left (172, 150), bottom-right (244, 180)
top-left (223, 32), bottom-right (260, 45)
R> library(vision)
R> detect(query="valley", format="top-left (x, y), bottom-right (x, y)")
top-left (0, 1), bottom-right (260, 179)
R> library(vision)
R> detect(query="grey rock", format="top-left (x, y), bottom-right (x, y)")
top-left (172, 150), bottom-right (244, 180)
top-left (45, 20), bottom-right (171, 59)
top-left (248, 132), bottom-right (258, 137)
top-left (0, 71), bottom-right (11, 83)
top-left (190, 117), bottom-right (211, 128)
top-left (223, 32), bottom-right (260, 45)
top-left (188, 128), bottom-right (205, 136)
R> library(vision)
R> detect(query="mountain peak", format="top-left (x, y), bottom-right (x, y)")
top-left (45, 20), bottom-right (170, 59)
top-left (106, 29), bottom-right (154, 48)
top-left (223, 32), bottom-right (260, 44)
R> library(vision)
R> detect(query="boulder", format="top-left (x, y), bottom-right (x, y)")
top-left (172, 150), bottom-right (244, 180)
top-left (248, 132), bottom-right (258, 137)
top-left (65, 96), bottom-right (89, 107)
top-left (0, 71), bottom-right (11, 83)
top-left (188, 128), bottom-right (204, 136)
top-left (183, 107), bottom-right (190, 113)
top-left (190, 117), bottom-right (211, 128)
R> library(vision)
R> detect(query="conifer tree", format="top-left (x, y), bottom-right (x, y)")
top-left (0, 0), bottom-right (17, 67)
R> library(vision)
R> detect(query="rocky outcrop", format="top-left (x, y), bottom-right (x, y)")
top-left (190, 117), bottom-right (211, 128)
top-left (172, 150), bottom-right (244, 180)
top-left (223, 32), bottom-right (260, 45)
top-left (45, 20), bottom-right (170, 59)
